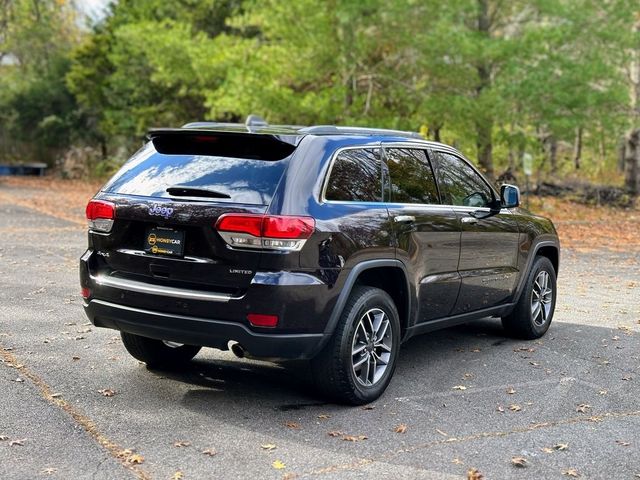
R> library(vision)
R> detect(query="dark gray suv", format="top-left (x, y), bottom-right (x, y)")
top-left (80, 117), bottom-right (560, 404)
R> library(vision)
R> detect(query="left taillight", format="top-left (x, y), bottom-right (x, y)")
top-left (86, 200), bottom-right (115, 233)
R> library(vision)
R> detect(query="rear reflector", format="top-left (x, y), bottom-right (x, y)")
top-left (216, 214), bottom-right (315, 252)
top-left (247, 313), bottom-right (279, 328)
top-left (86, 200), bottom-right (116, 233)
top-left (81, 287), bottom-right (91, 299)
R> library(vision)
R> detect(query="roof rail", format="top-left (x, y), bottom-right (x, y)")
top-left (300, 125), bottom-right (423, 140)
top-left (245, 114), bottom-right (268, 127)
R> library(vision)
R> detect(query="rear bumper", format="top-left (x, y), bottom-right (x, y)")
top-left (84, 299), bottom-right (327, 360)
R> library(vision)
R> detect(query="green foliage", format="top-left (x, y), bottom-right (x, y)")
top-left (1, 0), bottom-right (639, 182)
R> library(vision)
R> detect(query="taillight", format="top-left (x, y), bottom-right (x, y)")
top-left (86, 200), bottom-right (115, 233)
top-left (81, 287), bottom-right (91, 299)
top-left (216, 214), bottom-right (315, 252)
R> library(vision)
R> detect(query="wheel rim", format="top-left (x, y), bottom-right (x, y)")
top-left (531, 271), bottom-right (553, 326)
top-left (351, 308), bottom-right (393, 387)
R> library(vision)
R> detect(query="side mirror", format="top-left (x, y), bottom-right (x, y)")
top-left (500, 184), bottom-right (520, 208)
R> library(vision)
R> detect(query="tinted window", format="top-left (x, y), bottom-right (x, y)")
top-left (386, 148), bottom-right (439, 204)
top-left (434, 152), bottom-right (494, 207)
top-left (325, 148), bottom-right (383, 202)
top-left (103, 143), bottom-right (289, 205)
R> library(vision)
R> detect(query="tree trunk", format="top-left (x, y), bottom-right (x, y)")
top-left (475, 0), bottom-right (494, 179)
top-left (624, 129), bottom-right (640, 196)
top-left (548, 136), bottom-right (558, 174)
top-left (573, 126), bottom-right (583, 170)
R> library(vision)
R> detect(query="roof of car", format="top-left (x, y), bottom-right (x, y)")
top-left (148, 115), bottom-right (461, 154)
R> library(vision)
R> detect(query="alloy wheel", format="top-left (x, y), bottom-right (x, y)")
top-left (531, 271), bottom-right (553, 326)
top-left (351, 308), bottom-right (393, 387)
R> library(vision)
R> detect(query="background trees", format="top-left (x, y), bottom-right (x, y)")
top-left (0, 0), bottom-right (639, 190)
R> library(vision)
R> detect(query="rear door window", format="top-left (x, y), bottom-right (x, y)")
top-left (386, 148), bottom-right (440, 204)
top-left (102, 134), bottom-right (293, 205)
top-left (325, 148), bottom-right (384, 202)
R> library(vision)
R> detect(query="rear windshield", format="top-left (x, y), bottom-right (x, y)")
top-left (102, 141), bottom-right (291, 205)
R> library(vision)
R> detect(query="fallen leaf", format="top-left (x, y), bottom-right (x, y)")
top-left (514, 347), bottom-right (535, 352)
top-left (467, 468), bottom-right (484, 480)
top-left (171, 472), bottom-right (183, 480)
top-left (127, 454), bottom-right (144, 464)
top-left (272, 460), bottom-right (286, 469)
top-left (576, 404), bottom-right (591, 413)
top-left (14, 378), bottom-right (23, 383)
top-left (173, 440), bottom-right (191, 447)
top-left (362, 405), bottom-right (375, 410)
top-left (529, 361), bottom-right (540, 366)
top-left (452, 458), bottom-right (463, 464)
top-left (98, 389), bottom-right (116, 397)
top-left (261, 444), bottom-right (277, 451)
top-left (453, 385), bottom-right (467, 390)
top-left (0, 435), bottom-right (8, 441)
top-left (342, 434), bottom-right (367, 442)
top-left (562, 468), bottom-right (580, 477)
top-left (463, 373), bottom-right (473, 379)
top-left (436, 429), bottom-right (448, 436)
top-left (9, 439), bottom-right (25, 447)
top-left (496, 405), bottom-right (505, 413)
top-left (327, 431), bottom-right (343, 437)
top-left (509, 404), bottom-right (522, 412)
top-left (394, 424), bottom-right (408, 434)
top-left (554, 443), bottom-right (569, 451)
top-left (282, 474), bottom-right (297, 480)
top-left (41, 468), bottom-right (57, 475)
top-left (72, 356), bottom-right (80, 360)
top-left (541, 447), bottom-right (554, 454)
top-left (50, 393), bottom-right (62, 398)
top-left (317, 414), bottom-right (330, 420)
top-left (202, 448), bottom-right (217, 456)
top-left (471, 348), bottom-right (481, 353)
top-left (598, 390), bottom-right (608, 395)
top-left (285, 422), bottom-right (300, 429)
top-left (506, 387), bottom-right (516, 394)
top-left (511, 457), bottom-right (528, 468)
top-left (616, 440), bottom-right (630, 447)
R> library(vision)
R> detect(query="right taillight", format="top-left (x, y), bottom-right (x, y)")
top-left (216, 214), bottom-right (315, 252)
top-left (86, 200), bottom-right (115, 233)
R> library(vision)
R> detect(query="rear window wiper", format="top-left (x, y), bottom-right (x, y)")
top-left (166, 186), bottom-right (231, 199)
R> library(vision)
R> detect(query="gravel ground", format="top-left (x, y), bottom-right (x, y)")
top-left (1, 188), bottom-right (639, 480)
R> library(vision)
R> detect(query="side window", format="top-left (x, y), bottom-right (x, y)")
top-left (386, 148), bottom-right (439, 204)
top-left (325, 148), bottom-right (383, 202)
top-left (434, 152), bottom-right (494, 207)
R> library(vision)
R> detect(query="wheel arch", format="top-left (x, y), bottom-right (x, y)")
top-left (512, 240), bottom-right (560, 306)
top-left (312, 260), bottom-right (412, 357)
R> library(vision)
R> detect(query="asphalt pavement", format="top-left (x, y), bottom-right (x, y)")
top-left (1, 193), bottom-right (639, 480)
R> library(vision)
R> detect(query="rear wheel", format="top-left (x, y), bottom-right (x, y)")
top-left (120, 332), bottom-right (201, 367)
top-left (502, 256), bottom-right (557, 339)
top-left (311, 286), bottom-right (400, 405)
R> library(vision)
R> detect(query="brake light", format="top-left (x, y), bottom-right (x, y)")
top-left (216, 214), bottom-right (315, 252)
top-left (86, 200), bottom-right (115, 233)
top-left (247, 313), bottom-right (279, 328)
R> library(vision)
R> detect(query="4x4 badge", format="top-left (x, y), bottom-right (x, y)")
top-left (148, 204), bottom-right (174, 219)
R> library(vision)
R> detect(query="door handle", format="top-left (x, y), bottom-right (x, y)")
top-left (461, 216), bottom-right (478, 224)
top-left (393, 215), bottom-right (416, 224)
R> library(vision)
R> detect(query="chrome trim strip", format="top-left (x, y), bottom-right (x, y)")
top-left (116, 249), bottom-right (216, 264)
top-left (251, 271), bottom-right (326, 286)
top-left (92, 275), bottom-right (235, 302)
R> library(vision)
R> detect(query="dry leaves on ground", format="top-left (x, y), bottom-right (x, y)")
top-left (394, 424), bottom-right (408, 434)
top-left (202, 448), bottom-right (217, 456)
top-left (261, 444), bottom-right (277, 451)
top-left (98, 388), bottom-right (116, 397)
top-left (285, 422), bottom-right (300, 429)
top-left (173, 440), bottom-right (191, 448)
top-left (453, 385), bottom-right (467, 390)
top-left (576, 404), bottom-right (591, 413)
top-left (511, 457), bottom-right (528, 468)
top-left (272, 460), bottom-right (286, 469)
top-left (467, 468), bottom-right (484, 480)
top-left (509, 404), bottom-right (522, 412)
top-left (562, 468), bottom-right (580, 477)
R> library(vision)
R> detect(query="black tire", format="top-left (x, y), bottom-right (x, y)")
top-left (120, 332), bottom-right (201, 367)
top-left (311, 286), bottom-right (401, 405)
top-left (502, 256), bottom-right (557, 339)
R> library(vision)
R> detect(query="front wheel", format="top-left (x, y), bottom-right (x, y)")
top-left (311, 286), bottom-right (401, 405)
top-left (120, 332), bottom-right (201, 367)
top-left (502, 256), bottom-right (557, 339)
